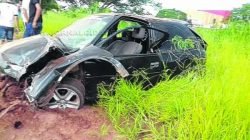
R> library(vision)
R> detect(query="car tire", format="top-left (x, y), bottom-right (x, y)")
top-left (48, 78), bottom-right (85, 110)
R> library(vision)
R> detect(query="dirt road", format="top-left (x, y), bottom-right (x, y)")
top-left (0, 98), bottom-right (119, 140)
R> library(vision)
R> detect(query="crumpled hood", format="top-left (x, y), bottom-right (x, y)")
top-left (0, 35), bottom-right (68, 80)
top-left (0, 35), bottom-right (48, 66)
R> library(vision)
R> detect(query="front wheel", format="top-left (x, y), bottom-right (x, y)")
top-left (47, 78), bottom-right (85, 109)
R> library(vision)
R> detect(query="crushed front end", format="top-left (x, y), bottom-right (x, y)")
top-left (0, 35), bottom-right (69, 104)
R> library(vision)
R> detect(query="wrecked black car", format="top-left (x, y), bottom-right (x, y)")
top-left (0, 14), bottom-right (206, 109)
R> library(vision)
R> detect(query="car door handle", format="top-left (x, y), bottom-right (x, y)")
top-left (150, 62), bottom-right (160, 69)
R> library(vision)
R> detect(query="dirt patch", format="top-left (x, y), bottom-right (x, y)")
top-left (0, 98), bottom-right (119, 140)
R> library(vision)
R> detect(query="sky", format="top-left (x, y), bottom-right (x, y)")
top-left (158, 0), bottom-right (250, 10)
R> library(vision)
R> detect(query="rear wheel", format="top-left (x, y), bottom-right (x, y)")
top-left (48, 78), bottom-right (85, 109)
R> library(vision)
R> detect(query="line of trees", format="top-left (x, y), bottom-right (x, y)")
top-left (156, 9), bottom-right (187, 20)
top-left (42, 0), bottom-right (161, 14)
top-left (40, 0), bottom-right (250, 23)
top-left (230, 3), bottom-right (250, 22)
top-left (156, 4), bottom-right (250, 22)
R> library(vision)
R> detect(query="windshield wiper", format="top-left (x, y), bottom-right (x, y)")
top-left (55, 37), bottom-right (66, 47)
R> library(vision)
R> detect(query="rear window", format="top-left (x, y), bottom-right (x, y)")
top-left (154, 22), bottom-right (196, 40)
top-left (152, 22), bottom-right (203, 52)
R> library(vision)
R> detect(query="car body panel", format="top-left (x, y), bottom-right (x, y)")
top-left (115, 54), bottom-right (164, 74)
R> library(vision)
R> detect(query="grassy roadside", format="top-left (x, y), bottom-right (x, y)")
top-left (16, 9), bottom-right (89, 37)
top-left (42, 9), bottom-right (90, 35)
top-left (99, 23), bottom-right (250, 139)
top-left (16, 10), bottom-right (250, 139)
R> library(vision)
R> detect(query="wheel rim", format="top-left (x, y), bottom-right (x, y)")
top-left (48, 87), bottom-right (81, 109)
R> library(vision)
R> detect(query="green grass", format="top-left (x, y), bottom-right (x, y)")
top-left (42, 10), bottom-right (88, 35)
top-left (38, 11), bottom-right (249, 139)
top-left (17, 9), bottom-right (89, 37)
top-left (99, 23), bottom-right (250, 139)
top-left (16, 9), bottom-right (249, 139)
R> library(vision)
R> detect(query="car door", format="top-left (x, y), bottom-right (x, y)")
top-left (115, 53), bottom-right (164, 76)
top-left (115, 53), bottom-right (164, 88)
top-left (111, 19), bottom-right (164, 76)
top-left (112, 26), bottom-right (164, 86)
top-left (96, 18), bottom-right (165, 86)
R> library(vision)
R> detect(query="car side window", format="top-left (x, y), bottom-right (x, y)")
top-left (101, 20), bottom-right (140, 38)
top-left (154, 23), bottom-right (199, 52)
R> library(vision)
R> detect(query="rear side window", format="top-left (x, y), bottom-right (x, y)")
top-left (153, 22), bottom-right (203, 52)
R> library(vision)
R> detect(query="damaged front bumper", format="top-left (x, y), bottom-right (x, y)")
top-left (25, 83), bottom-right (58, 108)
top-left (24, 87), bottom-right (35, 102)
top-left (24, 67), bottom-right (62, 106)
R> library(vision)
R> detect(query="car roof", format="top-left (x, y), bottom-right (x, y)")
top-left (95, 13), bottom-right (189, 25)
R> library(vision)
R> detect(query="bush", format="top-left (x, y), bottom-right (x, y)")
top-left (42, 0), bottom-right (59, 11)
top-left (156, 9), bottom-right (187, 21)
top-left (230, 3), bottom-right (250, 22)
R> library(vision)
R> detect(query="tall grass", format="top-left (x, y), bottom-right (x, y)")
top-left (99, 23), bottom-right (250, 139)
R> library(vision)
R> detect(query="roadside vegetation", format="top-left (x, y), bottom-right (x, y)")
top-left (17, 9), bottom-right (89, 36)
top-left (16, 4), bottom-right (249, 139)
top-left (42, 9), bottom-right (89, 35)
top-left (98, 23), bottom-right (250, 139)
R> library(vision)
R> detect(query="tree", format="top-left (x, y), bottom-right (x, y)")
top-left (156, 9), bottom-right (187, 21)
top-left (42, 0), bottom-right (59, 11)
top-left (230, 3), bottom-right (250, 22)
top-left (0, 0), bottom-right (58, 11)
top-left (64, 0), bottom-right (161, 14)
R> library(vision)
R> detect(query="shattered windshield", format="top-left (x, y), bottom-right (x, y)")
top-left (56, 15), bottom-right (113, 50)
